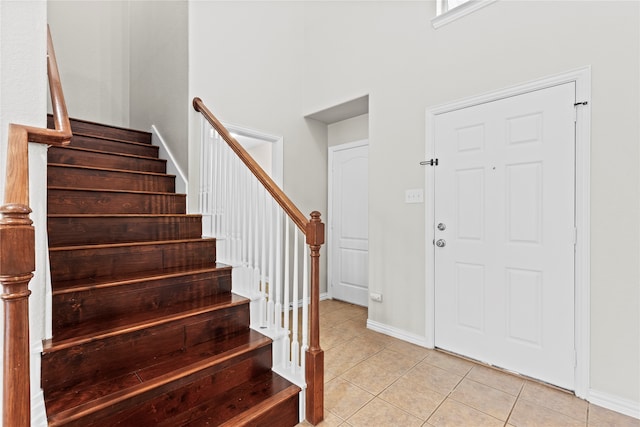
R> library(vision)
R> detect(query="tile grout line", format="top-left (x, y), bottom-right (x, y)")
top-left (503, 380), bottom-right (526, 427)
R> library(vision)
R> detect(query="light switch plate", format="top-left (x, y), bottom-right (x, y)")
top-left (405, 189), bottom-right (424, 204)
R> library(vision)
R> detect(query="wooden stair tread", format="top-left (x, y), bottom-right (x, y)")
top-left (44, 292), bottom-right (247, 350)
top-left (49, 213), bottom-right (202, 218)
top-left (51, 263), bottom-right (230, 295)
top-left (176, 371), bottom-right (300, 427)
top-left (72, 131), bottom-right (157, 148)
top-left (48, 185), bottom-right (184, 196)
top-left (51, 144), bottom-right (163, 162)
top-left (48, 114), bottom-right (152, 144)
top-left (45, 329), bottom-right (272, 425)
top-left (68, 133), bottom-right (159, 157)
top-left (49, 237), bottom-right (215, 252)
top-left (49, 162), bottom-right (175, 178)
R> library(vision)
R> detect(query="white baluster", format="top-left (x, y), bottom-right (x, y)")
top-left (274, 208), bottom-right (283, 330)
top-left (283, 220), bottom-right (291, 366)
top-left (267, 198), bottom-right (275, 328)
top-left (259, 186), bottom-right (267, 328)
top-left (253, 178), bottom-right (261, 299)
top-left (291, 231), bottom-right (300, 372)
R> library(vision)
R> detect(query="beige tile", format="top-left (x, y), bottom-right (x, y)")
top-left (508, 399), bottom-right (585, 427)
top-left (350, 309), bottom-right (368, 323)
top-left (404, 360), bottom-right (463, 395)
top-left (347, 397), bottom-right (423, 427)
top-left (519, 381), bottom-right (588, 422)
top-left (325, 337), bottom-right (383, 375)
top-left (325, 378), bottom-right (374, 420)
top-left (450, 378), bottom-right (517, 421)
top-left (588, 404), bottom-right (640, 427)
top-left (364, 348), bottom-right (419, 377)
top-left (466, 364), bottom-right (525, 396)
top-left (320, 299), bottom-right (351, 314)
top-left (424, 351), bottom-right (474, 376)
top-left (387, 339), bottom-right (433, 362)
top-left (321, 306), bottom-right (361, 325)
top-left (336, 319), bottom-right (368, 337)
top-left (322, 326), bottom-right (357, 350)
top-left (359, 328), bottom-right (403, 348)
top-left (428, 399), bottom-right (504, 427)
top-left (379, 376), bottom-right (446, 420)
top-left (324, 368), bottom-right (338, 383)
top-left (342, 359), bottom-right (401, 395)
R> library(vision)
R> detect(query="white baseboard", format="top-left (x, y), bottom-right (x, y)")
top-left (589, 389), bottom-right (640, 420)
top-left (366, 319), bottom-right (432, 348)
top-left (151, 125), bottom-right (188, 195)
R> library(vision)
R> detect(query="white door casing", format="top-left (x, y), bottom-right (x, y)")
top-left (434, 82), bottom-right (576, 390)
top-left (328, 141), bottom-right (369, 306)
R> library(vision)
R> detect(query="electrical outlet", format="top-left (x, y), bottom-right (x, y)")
top-left (405, 189), bottom-right (424, 204)
top-left (370, 292), bottom-right (383, 302)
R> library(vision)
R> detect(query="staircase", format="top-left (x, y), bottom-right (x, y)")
top-left (42, 117), bottom-right (300, 426)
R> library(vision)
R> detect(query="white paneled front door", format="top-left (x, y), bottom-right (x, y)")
top-left (434, 83), bottom-right (576, 390)
top-left (329, 141), bottom-right (369, 306)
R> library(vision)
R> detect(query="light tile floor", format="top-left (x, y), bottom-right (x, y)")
top-left (298, 299), bottom-right (639, 427)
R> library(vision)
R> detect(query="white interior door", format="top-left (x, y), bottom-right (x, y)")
top-left (434, 83), bottom-right (576, 390)
top-left (329, 141), bottom-right (369, 306)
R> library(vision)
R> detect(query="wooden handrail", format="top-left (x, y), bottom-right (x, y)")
top-left (193, 97), bottom-right (324, 425)
top-left (193, 97), bottom-right (308, 233)
top-left (1, 25), bottom-right (71, 427)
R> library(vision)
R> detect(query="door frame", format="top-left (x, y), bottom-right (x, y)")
top-left (327, 139), bottom-right (369, 302)
top-left (425, 67), bottom-right (591, 398)
top-left (223, 122), bottom-right (284, 187)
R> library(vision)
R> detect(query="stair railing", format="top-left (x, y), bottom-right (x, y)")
top-left (193, 97), bottom-right (324, 425)
top-left (0, 26), bottom-right (71, 427)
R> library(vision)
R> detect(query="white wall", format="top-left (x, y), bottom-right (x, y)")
top-left (328, 114), bottom-right (368, 147)
top-left (48, 1), bottom-right (130, 127)
top-left (304, 0), bottom-right (640, 409)
top-left (189, 0), bottom-right (639, 411)
top-left (0, 1), bottom-right (50, 423)
top-left (188, 1), bottom-right (329, 290)
top-left (130, 0), bottom-right (189, 173)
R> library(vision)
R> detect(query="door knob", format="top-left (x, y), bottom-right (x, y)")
top-left (436, 239), bottom-right (446, 247)
top-left (437, 223), bottom-right (446, 231)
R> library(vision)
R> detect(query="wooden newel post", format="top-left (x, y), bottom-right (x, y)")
top-left (0, 203), bottom-right (35, 427)
top-left (305, 211), bottom-right (324, 425)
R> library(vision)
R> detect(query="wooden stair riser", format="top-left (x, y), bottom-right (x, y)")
top-left (42, 303), bottom-right (251, 393)
top-left (48, 189), bottom-right (186, 215)
top-left (48, 165), bottom-right (175, 193)
top-left (48, 115), bottom-right (152, 144)
top-left (49, 146), bottom-right (166, 173)
top-left (74, 345), bottom-right (274, 427)
top-left (69, 134), bottom-right (158, 157)
top-left (52, 269), bottom-right (232, 333)
top-left (48, 215), bottom-right (202, 247)
top-left (49, 240), bottom-right (216, 282)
